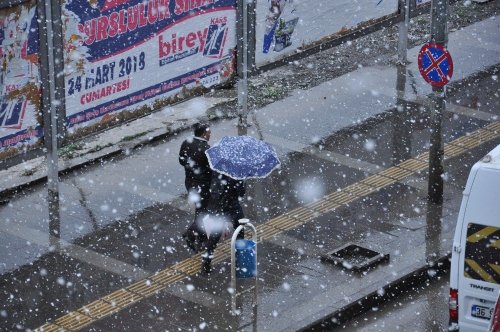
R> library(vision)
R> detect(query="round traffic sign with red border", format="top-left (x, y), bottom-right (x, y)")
top-left (418, 42), bottom-right (453, 87)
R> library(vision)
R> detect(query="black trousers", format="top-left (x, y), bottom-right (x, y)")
top-left (183, 181), bottom-right (210, 250)
top-left (185, 181), bottom-right (211, 216)
top-left (201, 207), bottom-right (245, 267)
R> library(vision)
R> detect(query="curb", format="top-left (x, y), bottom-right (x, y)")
top-left (299, 254), bottom-right (451, 331)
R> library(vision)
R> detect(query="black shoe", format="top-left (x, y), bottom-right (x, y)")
top-left (183, 233), bottom-right (197, 252)
top-left (202, 259), bottom-right (212, 274)
top-left (193, 239), bottom-right (204, 253)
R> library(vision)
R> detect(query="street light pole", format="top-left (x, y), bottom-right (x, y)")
top-left (237, 0), bottom-right (250, 132)
top-left (397, 0), bottom-right (411, 65)
top-left (427, 0), bottom-right (448, 204)
top-left (39, 0), bottom-right (65, 245)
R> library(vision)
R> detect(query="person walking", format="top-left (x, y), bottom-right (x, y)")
top-left (178, 122), bottom-right (212, 251)
top-left (200, 171), bottom-right (246, 274)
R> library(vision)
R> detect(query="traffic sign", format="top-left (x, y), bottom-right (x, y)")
top-left (418, 42), bottom-right (453, 87)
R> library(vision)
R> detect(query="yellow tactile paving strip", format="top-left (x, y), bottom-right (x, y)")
top-left (397, 158), bottom-right (428, 172)
top-left (36, 323), bottom-right (64, 332)
top-left (379, 166), bottom-right (414, 180)
top-left (34, 121), bottom-right (500, 331)
top-left (360, 174), bottom-right (396, 188)
top-left (267, 215), bottom-right (304, 231)
top-left (78, 299), bottom-right (121, 320)
top-left (444, 143), bottom-right (468, 159)
top-left (149, 268), bottom-right (183, 286)
top-left (286, 206), bottom-right (318, 221)
top-left (126, 279), bottom-right (165, 297)
top-left (343, 182), bottom-right (378, 197)
top-left (54, 312), bottom-right (92, 331)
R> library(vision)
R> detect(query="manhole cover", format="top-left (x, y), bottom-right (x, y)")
top-left (321, 243), bottom-right (389, 272)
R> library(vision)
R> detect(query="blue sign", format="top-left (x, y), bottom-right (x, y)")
top-left (418, 42), bottom-right (453, 87)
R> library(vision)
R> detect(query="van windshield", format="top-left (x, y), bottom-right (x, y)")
top-left (464, 223), bottom-right (499, 284)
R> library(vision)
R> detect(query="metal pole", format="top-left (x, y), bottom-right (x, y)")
top-left (397, 0), bottom-right (411, 64)
top-left (230, 218), bottom-right (258, 326)
top-left (230, 224), bottom-right (243, 313)
top-left (237, 0), bottom-right (249, 129)
top-left (427, 0), bottom-right (448, 204)
top-left (39, 0), bottom-right (61, 244)
top-left (394, 0), bottom-right (412, 165)
top-left (428, 94), bottom-right (444, 204)
top-left (247, 0), bottom-right (256, 75)
top-left (393, 65), bottom-right (413, 165)
top-left (425, 201), bottom-right (442, 266)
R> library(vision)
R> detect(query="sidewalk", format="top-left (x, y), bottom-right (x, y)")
top-left (1, 17), bottom-right (499, 332)
top-left (0, 96), bottom-right (235, 197)
top-left (1, 16), bottom-right (499, 197)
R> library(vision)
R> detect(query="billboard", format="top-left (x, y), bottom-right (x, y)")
top-left (256, 0), bottom-right (399, 66)
top-left (62, 0), bottom-right (237, 134)
top-left (0, 1), bottom-right (42, 155)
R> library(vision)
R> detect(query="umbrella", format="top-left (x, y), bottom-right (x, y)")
top-left (205, 136), bottom-right (281, 180)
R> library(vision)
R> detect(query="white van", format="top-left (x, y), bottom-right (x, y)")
top-left (449, 144), bottom-right (500, 331)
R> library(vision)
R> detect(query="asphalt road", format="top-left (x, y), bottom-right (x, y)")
top-left (336, 271), bottom-right (450, 331)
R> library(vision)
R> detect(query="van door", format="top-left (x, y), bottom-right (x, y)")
top-left (458, 222), bottom-right (499, 331)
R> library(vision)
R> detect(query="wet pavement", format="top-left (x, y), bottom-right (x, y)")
top-left (337, 271), bottom-right (450, 331)
top-left (0, 17), bottom-right (499, 332)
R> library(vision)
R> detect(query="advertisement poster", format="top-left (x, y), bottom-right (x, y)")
top-left (63, 0), bottom-right (237, 131)
top-left (0, 1), bottom-right (42, 153)
top-left (256, 0), bottom-right (398, 66)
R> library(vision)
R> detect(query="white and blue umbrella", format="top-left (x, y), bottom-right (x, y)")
top-left (206, 136), bottom-right (281, 180)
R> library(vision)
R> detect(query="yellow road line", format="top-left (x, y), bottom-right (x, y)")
top-left (34, 120), bottom-right (500, 331)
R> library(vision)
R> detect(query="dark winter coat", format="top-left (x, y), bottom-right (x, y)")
top-left (197, 172), bottom-right (246, 265)
top-left (207, 172), bottom-right (245, 228)
top-left (178, 136), bottom-right (212, 191)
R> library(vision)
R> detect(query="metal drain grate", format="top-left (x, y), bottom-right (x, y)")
top-left (321, 243), bottom-right (389, 272)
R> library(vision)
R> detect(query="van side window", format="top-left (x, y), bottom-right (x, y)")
top-left (464, 223), bottom-right (499, 284)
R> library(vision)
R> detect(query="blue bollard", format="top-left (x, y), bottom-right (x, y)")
top-left (235, 239), bottom-right (256, 278)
